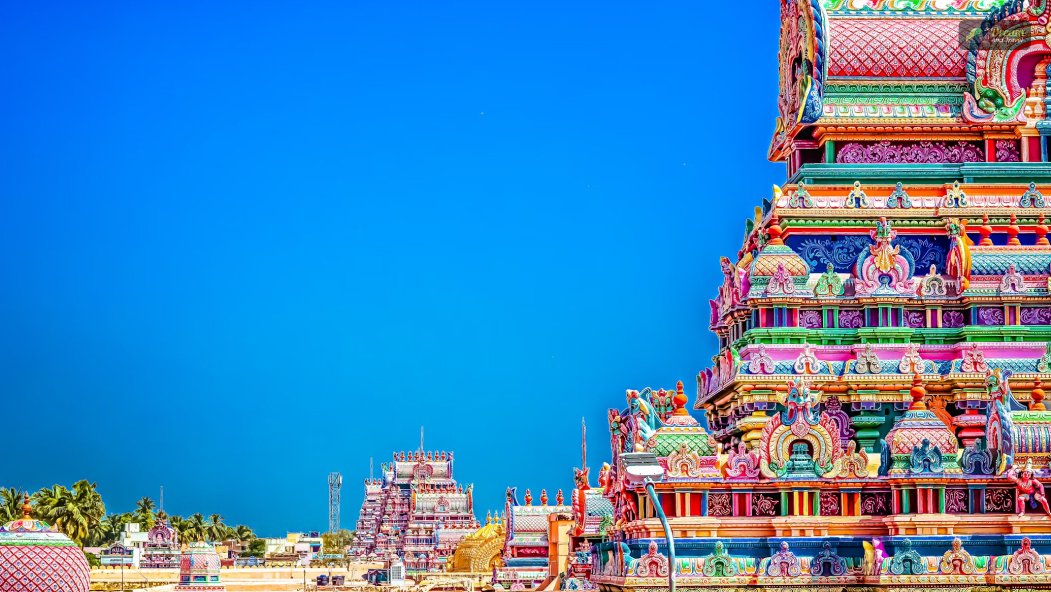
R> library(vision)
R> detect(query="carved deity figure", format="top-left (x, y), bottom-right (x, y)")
top-left (1007, 461), bottom-right (1051, 516)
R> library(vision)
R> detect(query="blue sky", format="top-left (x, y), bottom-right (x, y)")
top-left (0, 2), bottom-right (784, 536)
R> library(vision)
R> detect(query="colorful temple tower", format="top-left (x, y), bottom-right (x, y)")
top-left (498, 487), bottom-right (572, 589)
top-left (0, 494), bottom-right (90, 592)
top-left (349, 449), bottom-right (479, 573)
top-left (591, 1), bottom-right (1051, 591)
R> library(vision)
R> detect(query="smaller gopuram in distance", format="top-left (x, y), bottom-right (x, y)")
top-left (590, 1), bottom-right (1051, 591)
top-left (348, 450), bottom-right (479, 574)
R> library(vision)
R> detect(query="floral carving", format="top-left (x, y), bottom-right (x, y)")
top-left (1021, 307), bottom-right (1051, 326)
top-left (752, 493), bottom-right (779, 517)
top-left (860, 492), bottom-right (890, 516)
top-left (748, 344), bottom-right (775, 374)
top-left (960, 343), bottom-right (988, 373)
top-left (854, 344), bottom-right (882, 374)
top-left (904, 310), bottom-right (925, 328)
top-left (701, 541), bottom-right (737, 577)
top-left (635, 540), bottom-right (669, 578)
top-left (725, 442), bottom-right (759, 479)
top-left (943, 309), bottom-right (964, 328)
top-left (899, 343), bottom-right (925, 374)
top-left (1008, 537), bottom-right (1046, 575)
top-left (793, 343), bottom-right (824, 374)
top-left (978, 307), bottom-right (1005, 326)
top-left (945, 181), bottom-right (968, 207)
top-left (887, 182), bottom-right (912, 208)
top-left (765, 541), bottom-right (801, 577)
top-left (1021, 182), bottom-right (1046, 208)
top-left (1000, 263), bottom-right (1026, 294)
top-left (819, 491), bottom-right (840, 516)
top-left (836, 141), bottom-right (983, 164)
top-left (985, 488), bottom-right (1016, 513)
top-left (800, 310), bottom-right (823, 329)
top-left (811, 542), bottom-right (847, 577)
top-left (846, 181), bottom-right (869, 208)
top-left (996, 140), bottom-right (1021, 163)
top-left (888, 539), bottom-right (925, 575)
top-left (939, 537), bottom-right (976, 575)
top-left (814, 263), bottom-right (844, 298)
top-left (708, 493), bottom-right (732, 517)
top-left (839, 310), bottom-right (864, 329)
top-left (945, 488), bottom-right (968, 514)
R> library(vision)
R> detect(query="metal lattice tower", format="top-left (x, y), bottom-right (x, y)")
top-left (328, 472), bottom-right (342, 533)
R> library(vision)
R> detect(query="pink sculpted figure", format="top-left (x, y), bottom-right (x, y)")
top-left (1007, 461), bottom-right (1051, 517)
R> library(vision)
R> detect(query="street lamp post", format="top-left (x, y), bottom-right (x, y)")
top-left (619, 451), bottom-right (676, 592)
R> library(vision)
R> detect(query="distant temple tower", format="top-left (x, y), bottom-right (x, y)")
top-left (349, 449), bottom-right (480, 573)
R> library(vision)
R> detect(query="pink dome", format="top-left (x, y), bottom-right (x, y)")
top-left (0, 496), bottom-right (90, 592)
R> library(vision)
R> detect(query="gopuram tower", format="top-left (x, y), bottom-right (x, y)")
top-left (591, 1), bottom-right (1051, 591)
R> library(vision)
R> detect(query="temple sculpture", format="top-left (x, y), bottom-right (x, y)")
top-left (586, 1), bottom-right (1051, 591)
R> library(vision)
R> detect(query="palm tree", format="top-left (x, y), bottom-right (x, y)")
top-left (0, 488), bottom-right (25, 523)
top-left (134, 496), bottom-right (156, 530)
top-left (234, 524), bottom-right (255, 541)
top-left (207, 513), bottom-right (226, 542)
top-left (183, 513), bottom-right (209, 543)
top-left (32, 481), bottom-right (105, 544)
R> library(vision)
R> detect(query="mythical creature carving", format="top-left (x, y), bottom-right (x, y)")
top-left (939, 537), bottom-right (976, 575)
top-left (944, 218), bottom-right (971, 290)
top-left (888, 539), bottom-right (925, 575)
top-left (635, 540), bottom-right (669, 578)
top-left (766, 541), bottom-right (801, 578)
top-left (759, 379), bottom-right (843, 478)
top-left (855, 217), bottom-right (916, 296)
top-left (1008, 537), bottom-right (1047, 575)
top-left (811, 542), bottom-right (847, 577)
top-left (1039, 342), bottom-right (1051, 373)
top-left (986, 367), bottom-right (1018, 473)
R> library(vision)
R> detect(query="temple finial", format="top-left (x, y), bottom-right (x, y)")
top-left (22, 492), bottom-right (31, 519)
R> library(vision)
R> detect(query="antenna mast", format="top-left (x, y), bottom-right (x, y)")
top-left (582, 417), bottom-right (587, 472)
top-left (160, 486), bottom-right (164, 514)
top-left (328, 472), bottom-right (342, 533)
